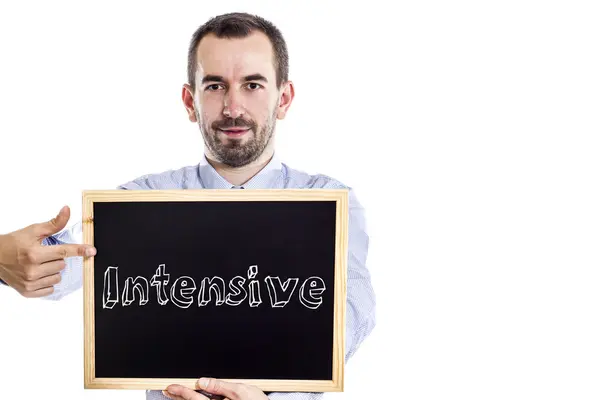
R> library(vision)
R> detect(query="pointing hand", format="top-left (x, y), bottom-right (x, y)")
top-left (0, 206), bottom-right (96, 298)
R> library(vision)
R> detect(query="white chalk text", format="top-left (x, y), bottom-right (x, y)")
top-left (102, 264), bottom-right (326, 310)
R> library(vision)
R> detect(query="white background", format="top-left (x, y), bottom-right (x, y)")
top-left (0, 0), bottom-right (599, 399)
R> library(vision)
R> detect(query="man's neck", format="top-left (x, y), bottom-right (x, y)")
top-left (205, 150), bottom-right (274, 186)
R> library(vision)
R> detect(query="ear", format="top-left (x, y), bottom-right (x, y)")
top-left (182, 84), bottom-right (198, 122)
top-left (276, 81), bottom-right (295, 120)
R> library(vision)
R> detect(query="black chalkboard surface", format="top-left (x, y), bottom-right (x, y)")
top-left (82, 189), bottom-right (348, 393)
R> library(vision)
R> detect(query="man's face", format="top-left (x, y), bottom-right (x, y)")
top-left (185, 31), bottom-right (287, 167)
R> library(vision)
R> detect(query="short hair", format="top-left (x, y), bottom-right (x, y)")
top-left (187, 12), bottom-right (289, 90)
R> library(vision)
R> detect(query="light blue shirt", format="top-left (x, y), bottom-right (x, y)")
top-left (39, 153), bottom-right (376, 400)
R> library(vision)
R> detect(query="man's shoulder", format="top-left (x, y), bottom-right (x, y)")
top-left (282, 164), bottom-right (367, 215)
top-left (284, 164), bottom-right (366, 221)
top-left (117, 164), bottom-right (201, 190)
top-left (283, 162), bottom-right (350, 190)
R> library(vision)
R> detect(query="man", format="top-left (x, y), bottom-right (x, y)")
top-left (0, 12), bottom-right (376, 400)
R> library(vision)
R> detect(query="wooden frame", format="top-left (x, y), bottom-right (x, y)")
top-left (82, 189), bottom-right (349, 392)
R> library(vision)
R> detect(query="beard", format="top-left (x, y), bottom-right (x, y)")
top-left (196, 109), bottom-right (277, 168)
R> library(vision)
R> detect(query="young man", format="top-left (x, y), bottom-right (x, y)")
top-left (0, 12), bottom-right (376, 400)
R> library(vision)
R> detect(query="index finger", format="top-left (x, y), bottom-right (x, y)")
top-left (196, 378), bottom-right (239, 400)
top-left (164, 385), bottom-right (210, 400)
top-left (37, 243), bottom-right (96, 263)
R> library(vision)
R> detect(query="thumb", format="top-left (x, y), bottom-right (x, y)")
top-left (34, 206), bottom-right (70, 238)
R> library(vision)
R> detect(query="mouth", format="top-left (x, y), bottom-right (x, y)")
top-left (218, 128), bottom-right (251, 137)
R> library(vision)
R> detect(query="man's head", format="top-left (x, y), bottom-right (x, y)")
top-left (182, 12), bottom-right (294, 168)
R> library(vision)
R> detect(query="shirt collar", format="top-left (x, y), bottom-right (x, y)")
top-left (198, 153), bottom-right (283, 189)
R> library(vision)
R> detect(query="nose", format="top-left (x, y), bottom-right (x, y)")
top-left (223, 89), bottom-right (244, 119)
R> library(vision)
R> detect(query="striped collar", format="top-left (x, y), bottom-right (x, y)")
top-left (198, 153), bottom-right (283, 189)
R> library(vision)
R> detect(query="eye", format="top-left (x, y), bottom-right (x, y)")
top-left (205, 84), bottom-right (224, 91)
top-left (245, 82), bottom-right (263, 90)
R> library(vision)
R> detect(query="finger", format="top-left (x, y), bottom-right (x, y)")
top-left (0, 269), bottom-right (17, 288)
top-left (165, 385), bottom-right (209, 400)
top-left (36, 243), bottom-right (96, 263)
top-left (33, 206), bottom-right (70, 238)
top-left (197, 378), bottom-right (240, 400)
top-left (162, 390), bottom-right (182, 400)
top-left (162, 392), bottom-right (197, 400)
top-left (25, 260), bottom-right (66, 281)
top-left (21, 272), bottom-right (61, 293)
top-left (21, 285), bottom-right (54, 298)
top-left (196, 390), bottom-right (226, 400)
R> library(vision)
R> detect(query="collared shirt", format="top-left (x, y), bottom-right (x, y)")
top-left (24, 153), bottom-right (376, 400)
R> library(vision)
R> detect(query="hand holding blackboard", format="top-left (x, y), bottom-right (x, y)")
top-left (164, 377), bottom-right (266, 400)
top-left (0, 205), bottom-right (96, 297)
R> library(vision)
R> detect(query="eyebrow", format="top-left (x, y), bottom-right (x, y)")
top-left (201, 74), bottom-right (268, 84)
top-left (243, 74), bottom-right (268, 83)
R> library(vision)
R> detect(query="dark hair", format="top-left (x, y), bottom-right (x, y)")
top-left (187, 12), bottom-right (289, 90)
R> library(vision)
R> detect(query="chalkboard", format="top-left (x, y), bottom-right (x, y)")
top-left (82, 189), bottom-right (348, 393)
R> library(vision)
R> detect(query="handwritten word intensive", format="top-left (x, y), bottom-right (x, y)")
top-left (102, 264), bottom-right (326, 310)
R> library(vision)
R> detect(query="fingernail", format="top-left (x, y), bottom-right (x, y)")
top-left (162, 390), bottom-right (172, 398)
top-left (86, 247), bottom-right (96, 257)
top-left (198, 378), bottom-right (209, 388)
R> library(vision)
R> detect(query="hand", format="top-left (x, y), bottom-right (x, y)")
top-left (0, 206), bottom-right (96, 298)
top-left (163, 378), bottom-right (269, 400)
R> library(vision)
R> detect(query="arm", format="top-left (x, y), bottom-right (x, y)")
top-left (267, 189), bottom-right (376, 399)
top-left (0, 206), bottom-right (95, 299)
top-left (0, 223), bottom-right (86, 299)
top-left (342, 188), bottom-right (377, 360)
top-left (0, 180), bottom-right (144, 297)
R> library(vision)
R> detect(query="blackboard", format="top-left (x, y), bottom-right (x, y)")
top-left (82, 189), bottom-right (348, 392)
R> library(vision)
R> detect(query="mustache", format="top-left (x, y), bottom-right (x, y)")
top-left (212, 117), bottom-right (257, 131)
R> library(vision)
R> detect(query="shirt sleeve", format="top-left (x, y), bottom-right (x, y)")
top-left (343, 188), bottom-right (377, 360)
top-left (37, 221), bottom-right (85, 300)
